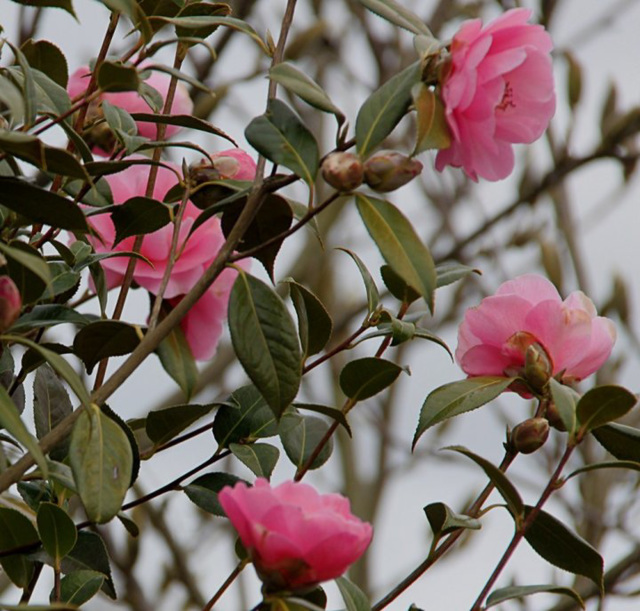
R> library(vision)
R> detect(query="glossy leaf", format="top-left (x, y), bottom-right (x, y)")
top-left (279, 413), bottom-right (333, 470)
top-left (146, 403), bottom-right (216, 445)
top-left (37, 502), bottom-right (77, 567)
top-left (284, 279), bottom-right (333, 358)
top-left (446, 446), bottom-right (524, 519)
top-left (0, 507), bottom-right (40, 588)
top-left (523, 506), bottom-right (604, 591)
top-left (358, 0), bottom-right (432, 35)
top-left (424, 502), bottom-right (481, 537)
top-left (245, 99), bottom-right (319, 186)
top-left (59, 570), bottom-right (105, 606)
top-left (20, 39), bottom-right (69, 87)
top-left (413, 377), bottom-right (515, 448)
top-left (130, 113), bottom-right (236, 143)
top-left (336, 248), bottom-right (380, 314)
top-left (228, 271), bottom-right (302, 418)
top-left (0, 385), bottom-right (48, 477)
top-left (340, 357), bottom-right (404, 401)
top-left (229, 442), bottom-right (279, 478)
top-left (155, 324), bottom-right (198, 400)
top-left (485, 584), bottom-right (584, 609)
top-left (73, 320), bottom-right (142, 374)
top-left (576, 385), bottom-right (637, 435)
top-left (108, 196), bottom-right (173, 245)
top-left (184, 472), bottom-right (246, 517)
top-left (592, 422), bottom-right (640, 462)
top-left (549, 378), bottom-right (579, 435)
top-left (294, 403), bottom-right (351, 436)
top-left (69, 404), bottom-right (133, 524)
top-left (355, 61), bottom-right (421, 156)
top-left (356, 194), bottom-right (436, 311)
top-left (335, 576), bottom-right (371, 611)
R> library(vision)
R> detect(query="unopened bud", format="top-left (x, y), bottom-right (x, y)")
top-left (510, 418), bottom-right (550, 454)
top-left (545, 401), bottom-right (567, 432)
top-left (363, 150), bottom-right (423, 192)
top-left (524, 343), bottom-right (553, 391)
top-left (0, 276), bottom-right (21, 332)
top-left (321, 152), bottom-right (364, 191)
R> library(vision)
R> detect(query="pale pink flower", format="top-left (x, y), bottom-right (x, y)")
top-left (86, 150), bottom-right (256, 360)
top-left (436, 8), bottom-right (556, 181)
top-left (68, 65), bottom-right (193, 140)
top-left (218, 479), bottom-right (373, 591)
top-left (456, 274), bottom-right (616, 385)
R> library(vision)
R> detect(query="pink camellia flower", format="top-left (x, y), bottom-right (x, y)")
top-left (435, 8), bottom-right (556, 181)
top-left (0, 276), bottom-right (22, 332)
top-left (456, 275), bottom-right (616, 390)
top-left (218, 478), bottom-right (373, 592)
top-left (87, 149), bottom-right (256, 360)
top-left (68, 65), bottom-right (193, 140)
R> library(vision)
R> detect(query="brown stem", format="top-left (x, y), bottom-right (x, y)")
top-left (201, 560), bottom-right (248, 611)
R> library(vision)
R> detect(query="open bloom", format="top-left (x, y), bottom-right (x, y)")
top-left (456, 274), bottom-right (616, 386)
top-left (87, 149), bottom-right (256, 360)
top-left (219, 479), bottom-right (373, 592)
top-left (435, 8), bottom-right (555, 181)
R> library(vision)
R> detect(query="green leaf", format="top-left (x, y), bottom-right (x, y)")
top-left (60, 531), bottom-right (115, 599)
top-left (356, 194), bottom-right (436, 311)
top-left (269, 63), bottom-right (344, 123)
top-left (335, 576), bottom-right (371, 611)
top-left (485, 584), bottom-right (584, 609)
top-left (358, 0), bottom-right (432, 35)
top-left (0, 385), bottom-right (48, 477)
top-left (20, 39), bottom-right (69, 88)
top-left (413, 377), bottom-right (514, 448)
top-left (37, 502), bottom-right (77, 567)
top-left (245, 98), bottom-right (319, 186)
top-left (97, 61), bottom-right (140, 92)
top-left (69, 404), bottom-right (133, 524)
top-left (355, 61), bottom-right (421, 156)
top-left (380, 264), bottom-right (420, 304)
top-left (9, 41), bottom-right (37, 127)
top-left (130, 113), bottom-right (236, 144)
top-left (336, 248), bottom-right (380, 314)
top-left (0, 240), bottom-right (51, 304)
top-left (73, 320), bottom-right (142, 374)
top-left (108, 196), bottom-right (173, 246)
top-left (435, 261), bottom-right (480, 288)
top-left (183, 472), bottom-right (246, 517)
top-left (0, 605), bottom-right (78, 611)
top-left (146, 403), bottom-right (216, 445)
top-left (213, 384), bottom-right (279, 448)
top-left (412, 82), bottom-right (450, 153)
top-left (576, 385), bottom-right (637, 435)
top-left (0, 507), bottom-right (40, 588)
top-left (565, 460), bottom-right (640, 481)
top-left (59, 569), bottom-right (105, 606)
top-left (155, 324), bottom-right (198, 400)
top-left (228, 271), bottom-right (302, 418)
top-left (229, 442), bottom-right (279, 478)
top-left (279, 413), bottom-right (333, 470)
top-left (340, 357), bottom-right (404, 401)
top-left (446, 446), bottom-right (524, 519)
top-left (9, 0), bottom-right (76, 17)
top-left (424, 502), bottom-right (481, 537)
top-left (294, 403), bottom-right (351, 436)
top-left (592, 422), bottom-right (640, 462)
top-left (523, 506), bottom-right (604, 591)
top-left (549, 378), bottom-right (579, 435)
top-left (0, 177), bottom-right (89, 231)
top-left (284, 279), bottom-right (333, 358)
top-left (174, 1), bottom-right (231, 40)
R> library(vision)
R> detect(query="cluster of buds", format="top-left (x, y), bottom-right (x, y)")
top-left (321, 150), bottom-right (423, 193)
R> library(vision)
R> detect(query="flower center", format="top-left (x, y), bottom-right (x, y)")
top-left (497, 81), bottom-right (516, 111)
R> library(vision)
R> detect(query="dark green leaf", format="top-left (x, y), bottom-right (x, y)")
top-left (340, 357), bottom-right (404, 401)
top-left (592, 423), bottom-right (640, 462)
top-left (129, 113), bottom-right (236, 144)
top-left (549, 379), bottom-right (579, 436)
top-left (1, 240), bottom-right (51, 304)
top-left (9, 41), bottom-right (37, 126)
top-left (294, 403), bottom-right (351, 436)
top-left (184, 472), bottom-right (246, 517)
top-left (576, 385), bottom-right (637, 435)
top-left (69, 405), bottom-right (133, 524)
top-left (146, 403), bottom-right (216, 445)
top-left (446, 446), bottom-right (524, 519)
top-left (60, 531), bottom-right (115, 599)
top-left (424, 502), bottom-right (481, 537)
top-left (523, 506), bottom-right (604, 591)
top-left (59, 569), bottom-right (105, 606)
top-left (485, 584), bottom-right (584, 609)
top-left (100, 404), bottom-right (140, 487)
top-left (380, 264), bottom-right (420, 304)
top-left (245, 99), bottom-right (319, 186)
top-left (356, 194), bottom-right (436, 311)
top-left (336, 248), bottom-right (380, 314)
top-left (73, 320), bottom-right (142, 374)
top-left (37, 502), bottom-right (77, 566)
top-left (108, 196), bottom-right (173, 245)
top-left (97, 61), bottom-right (140, 92)
top-left (155, 323), bottom-right (198, 400)
top-left (174, 1), bottom-right (231, 40)
top-left (0, 507), bottom-right (40, 588)
top-left (358, 0), bottom-right (432, 35)
top-left (213, 384), bottom-right (279, 448)
top-left (279, 413), bottom-right (332, 470)
top-left (229, 442), bottom-right (279, 478)
top-left (284, 279), bottom-right (333, 358)
top-left (355, 61), bottom-right (421, 156)
top-left (21, 39), bottom-right (69, 87)
top-left (335, 576), bottom-right (371, 611)
top-left (9, 0), bottom-right (76, 17)
top-left (228, 271), bottom-right (301, 418)
top-left (413, 377), bottom-right (515, 448)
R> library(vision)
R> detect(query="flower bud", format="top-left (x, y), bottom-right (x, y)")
top-left (510, 418), bottom-right (550, 454)
top-left (545, 401), bottom-right (567, 432)
top-left (321, 152), bottom-right (364, 191)
top-left (363, 150), bottom-right (423, 192)
top-left (524, 342), bottom-right (553, 391)
top-left (0, 276), bottom-right (21, 332)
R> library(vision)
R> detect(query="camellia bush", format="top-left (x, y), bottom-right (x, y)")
top-left (0, 1), bottom-right (639, 610)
